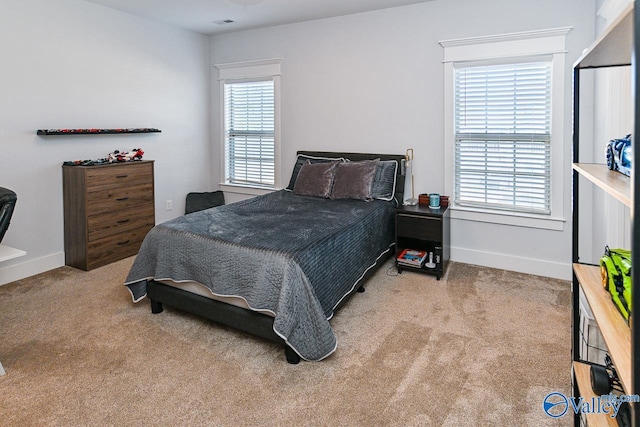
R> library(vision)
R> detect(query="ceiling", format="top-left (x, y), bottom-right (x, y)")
top-left (83, 0), bottom-right (435, 35)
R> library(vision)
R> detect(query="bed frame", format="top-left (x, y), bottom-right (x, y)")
top-left (147, 151), bottom-right (406, 364)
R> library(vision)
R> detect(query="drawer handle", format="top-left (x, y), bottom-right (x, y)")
top-left (398, 213), bottom-right (439, 220)
top-left (116, 174), bottom-right (129, 178)
top-left (116, 197), bottom-right (129, 201)
top-left (117, 219), bottom-right (130, 224)
top-left (117, 240), bottom-right (130, 246)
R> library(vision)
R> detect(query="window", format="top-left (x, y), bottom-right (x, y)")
top-left (454, 60), bottom-right (551, 214)
top-left (440, 27), bottom-right (570, 230)
top-left (224, 79), bottom-right (275, 187)
top-left (216, 59), bottom-right (281, 192)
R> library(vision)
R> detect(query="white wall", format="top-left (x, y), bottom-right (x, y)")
top-left (587, 67), bottom-right (632, 263)
top-left (0, 0), bottom-right (598, 283)
top-left (209, 0), bottom-right (596, 279)
top-left (0, 0), bottom-right (211, 284)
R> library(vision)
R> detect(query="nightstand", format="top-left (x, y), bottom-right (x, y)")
top-left (395, 204), bottom-right (450, 279)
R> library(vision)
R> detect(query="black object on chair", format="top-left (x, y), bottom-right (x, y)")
top-left (0, 187), bottom-right (17, 244)
top-left (185, 191), bottom-right (225, 214)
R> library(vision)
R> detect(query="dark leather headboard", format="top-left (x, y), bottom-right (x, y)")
top-left (297, 151), bottom-right (405, 204)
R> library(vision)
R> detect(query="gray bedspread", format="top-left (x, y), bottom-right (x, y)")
top-left (125, 190), bottom-right (395, 361)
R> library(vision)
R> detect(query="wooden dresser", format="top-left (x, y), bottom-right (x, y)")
top-left (62, 160), bottom-right (155, 270)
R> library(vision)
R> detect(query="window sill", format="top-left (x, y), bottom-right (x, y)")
top-left (449, 205), bottom-right (566, 231)
top-left (219, 183), bottom-right (277, 197)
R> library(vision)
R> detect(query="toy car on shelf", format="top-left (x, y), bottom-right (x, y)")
top-left (600, 246), bottom-right (632, 324)
top-left (606, 134), bottom-right (632, 177)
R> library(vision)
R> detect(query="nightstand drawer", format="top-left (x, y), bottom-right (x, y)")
top-left (396, 213), bottom-right (442, 241)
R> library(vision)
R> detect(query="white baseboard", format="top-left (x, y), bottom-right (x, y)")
top-left (451, 246), bottom-right (572, 281)
top-left (0, 248), bottom-right (572, 285)
top-left (0, 252), bottom-right (65, 286)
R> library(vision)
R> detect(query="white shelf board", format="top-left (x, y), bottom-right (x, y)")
top-left (573, 163), bottom-right (631, 207)
top-left (0, 245), bottom-right (26, 263)
top-left (0, 244), bottom-right (22, 377)
top-left (574, 3), bottom-right (633, 69)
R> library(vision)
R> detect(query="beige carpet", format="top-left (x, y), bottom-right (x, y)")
top-left (0, 258), bottom-right (571, 426)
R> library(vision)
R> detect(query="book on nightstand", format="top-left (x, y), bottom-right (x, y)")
top-left (397, 249), bottom-right (428, 267)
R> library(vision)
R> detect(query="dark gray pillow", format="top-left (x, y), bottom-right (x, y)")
top-left (330, 160), bottom-right (378, 200)
top-left (370, 160), bottom-right (398, 201)
top-left (286, 154), bottom-right (345, 190)
top-left (293, 161), bottom-right (340, 198)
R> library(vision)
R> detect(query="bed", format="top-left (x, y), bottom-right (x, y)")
top-left (125, 151), bottom-right (405, 363)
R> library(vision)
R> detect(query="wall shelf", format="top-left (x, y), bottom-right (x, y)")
top-left (36, 128), bottom-right (161, 135)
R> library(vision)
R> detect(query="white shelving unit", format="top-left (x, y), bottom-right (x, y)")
top-left (571, 4), bottom-right (638, 426)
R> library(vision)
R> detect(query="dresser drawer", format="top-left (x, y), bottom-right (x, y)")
top-left (86, 226), bottom-right (152, 270)
top-left (86, 184), bottom-right (154, 216)
top-left (88, 203), bottom-right (155, 242)
top-left (396, 213), bottom-right (442, 241)
top-left (86, 163), bottom-right (153, 192)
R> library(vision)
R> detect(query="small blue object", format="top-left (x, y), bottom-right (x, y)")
top-left (606, 134), bottom-right (632, 177)
top-left (429, 193), bottom-right (440, 208)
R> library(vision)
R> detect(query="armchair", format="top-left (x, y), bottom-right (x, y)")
top-left (0, 187), bottom-right (17, 244)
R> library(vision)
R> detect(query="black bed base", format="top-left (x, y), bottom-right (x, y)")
top-left (147, 248), bottom-right (393, 364)
top-left (147, 281), bottom-right (301, 364)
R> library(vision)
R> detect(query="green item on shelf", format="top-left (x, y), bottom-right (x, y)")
top-left (600, 246), bottom-right (632, 323)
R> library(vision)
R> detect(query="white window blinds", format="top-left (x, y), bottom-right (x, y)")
top-left (224, 79), bottom-right (275, 187)
top-left (454, 60), bottom-right (551, 214)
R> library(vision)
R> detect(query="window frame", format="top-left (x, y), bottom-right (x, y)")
top-left (440, 28), bottom-right (571, 231)
top-left (215, 59), bottom-right (282, 194)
